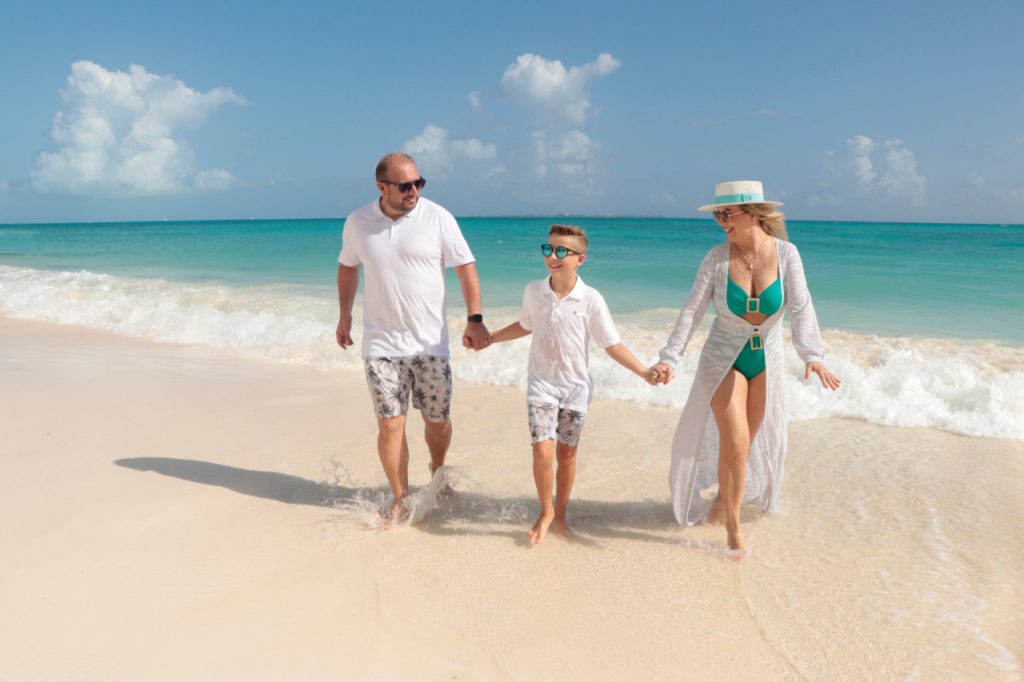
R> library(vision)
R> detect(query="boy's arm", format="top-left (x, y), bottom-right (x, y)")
top-left (490, 322), bottom-right (531, 344)
top-left (604, 343), bottom-right (651, 378)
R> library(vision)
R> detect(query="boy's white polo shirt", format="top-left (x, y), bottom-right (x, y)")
top-left (338, 197), bottom-right (474, 358)
top-left (519, 276), bottom-right (621, 413)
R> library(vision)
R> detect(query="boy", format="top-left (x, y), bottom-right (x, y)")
top-left (489, 225), bottom-right (656, 544)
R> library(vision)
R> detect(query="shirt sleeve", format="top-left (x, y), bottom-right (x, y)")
top-left (337, 217), bottom-right (360, 267)
top-left (657, 249), bottom-right (717, 366)
top-left (588, 292), bottom-right (621, 349)
top-left (440, 211), bottom-right (475, 268)
top-left (518, 284), bottom-right (534, 332)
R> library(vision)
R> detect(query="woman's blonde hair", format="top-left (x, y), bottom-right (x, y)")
top-left (739, 204), bottom-right (787, 241)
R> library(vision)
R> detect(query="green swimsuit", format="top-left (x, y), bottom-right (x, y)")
top-left (727, 276), bottom-right (783, 379)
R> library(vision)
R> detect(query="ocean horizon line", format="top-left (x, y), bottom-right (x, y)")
top-left (3, 215), bottom-right (1023, 228)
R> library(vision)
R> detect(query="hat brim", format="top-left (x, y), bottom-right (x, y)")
top-left (698, 200), bottom-right (783, 211)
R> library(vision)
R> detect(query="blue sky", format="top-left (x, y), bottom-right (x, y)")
top-left (1, 0), bottom-right (1022, 224)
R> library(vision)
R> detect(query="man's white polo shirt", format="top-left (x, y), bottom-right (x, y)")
top-left (519, 276), bottom-right (621, 413)
top-left (338, 197), bottom-right (474, 358)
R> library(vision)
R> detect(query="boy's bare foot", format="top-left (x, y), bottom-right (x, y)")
top-left (551, 517), bottom-right (575, 540)
top-left (527, 512), bottom-right (555, 544)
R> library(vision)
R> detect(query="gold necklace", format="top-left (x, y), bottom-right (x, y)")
top-left (735, 237), bottom-right (772, 281)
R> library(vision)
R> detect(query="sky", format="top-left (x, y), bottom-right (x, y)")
top-left (1, 0), bottom-right (1022, 224)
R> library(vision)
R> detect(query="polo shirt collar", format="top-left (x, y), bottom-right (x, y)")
top-left (546, 275), bottom-right (587, 301)
top-left (373, 197), bottom-right (423, 222)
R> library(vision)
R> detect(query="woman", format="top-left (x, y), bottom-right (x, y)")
top-left (650, 180), bottom-right (840, 558)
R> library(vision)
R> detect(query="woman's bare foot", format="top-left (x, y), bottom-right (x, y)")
top-left (527, 512), bottom-right (555, 544)
top-left (707, 497), bottom-right (724, 526)
top-left (725, 525), bottom-right (747, 560)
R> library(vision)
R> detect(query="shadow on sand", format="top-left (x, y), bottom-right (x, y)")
top-left (115, 457), bottom-right (700, 547)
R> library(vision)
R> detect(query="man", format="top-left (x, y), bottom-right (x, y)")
top-left (336, 152), bottom-right (490, 521)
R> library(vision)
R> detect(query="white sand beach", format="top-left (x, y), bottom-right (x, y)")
top-left (1, 315), bottom-right (1021, 681)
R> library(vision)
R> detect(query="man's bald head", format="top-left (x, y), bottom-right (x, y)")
top-left (376, 153), bottom-right (416, 181)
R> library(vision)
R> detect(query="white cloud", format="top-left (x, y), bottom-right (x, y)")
top-left (501, 52), bottom-right (620, 125)
top-left (839, 134), bottom-right (926, 206)
top-left (450, 137), bottom-right (497, 161)
top-left (194, 169), bottom-right (236, 192)
top-left (31, 60), bottom-right (245, 196)
top-left (879, 148), bottom-right (926, 206)
top-left (968, 171), bottom-right (985, 186)
top-left (532, 129), bottom-right (599, 191)
top-left (402, 124), bottom-right (498, 175)
top-left (468, 90), bottom-right (482, 112)
top-left (847, 135), bottom-right (879, 186)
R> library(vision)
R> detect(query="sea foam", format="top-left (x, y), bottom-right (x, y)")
top-left (2, 265), bottom-right (1021, 441)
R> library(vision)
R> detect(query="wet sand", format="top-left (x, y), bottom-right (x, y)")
top-left (1, 315), bottom-right (1020, 681)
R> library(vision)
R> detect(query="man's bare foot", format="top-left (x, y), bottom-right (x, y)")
top-left (429, 463), bottom-right (454, 498)
top-left (551, 517), bottom-right (575, 540)
top-left (706, 497), bottom-right (724, 526)
top-left (384, 499), bottom-right (408, 528)
top-left (527, 512), bottom-right (555, 544)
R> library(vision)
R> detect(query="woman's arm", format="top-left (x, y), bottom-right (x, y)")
top-left (657, 250), bottom-right (717, 367)
top-left (783, 244), bottom-right (825, 364)
top-left (784, 244), bottom-right (840, 390)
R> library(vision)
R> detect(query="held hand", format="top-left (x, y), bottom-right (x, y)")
top-left (806, 361), bottom-right (841, 390)
top-left (462, 322), bottom-right (492, 351)
top-left (645, 363), bottom-right (674, 386)
top-left (336, 318), bottom-right (354, 349)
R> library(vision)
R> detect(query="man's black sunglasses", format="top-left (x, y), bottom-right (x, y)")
top-left (381, 177), bottom-right (426, 193)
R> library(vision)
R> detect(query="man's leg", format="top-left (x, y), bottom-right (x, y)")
top-left (424, 419), bottom-right (452, 476)
top-left (411, 356), bottom-right (454, 477)
top-left (377, 414), bottom-right (409, 519)
top-left (364, 357), bottom-right (412, 521)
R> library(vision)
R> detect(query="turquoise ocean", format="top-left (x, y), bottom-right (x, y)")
top-left (1, 216), bottom-right (1022, 440)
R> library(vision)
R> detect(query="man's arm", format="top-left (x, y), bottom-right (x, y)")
top-left (453, 262), bottom-right (491, 350)
top-left (336, 263), bottom-right (360, 349)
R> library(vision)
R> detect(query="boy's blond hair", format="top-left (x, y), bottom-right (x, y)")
top-left (549, 224), bottom-right (588, 251)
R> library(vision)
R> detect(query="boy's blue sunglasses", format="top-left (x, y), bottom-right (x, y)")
top-left (540, 243), bottom-right (583, 259)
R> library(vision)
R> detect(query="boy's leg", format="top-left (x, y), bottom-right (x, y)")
top-left (554, 442), bottom-right (578, 521)
top-left (553, 408), bottom-right (585, 524)
top-left (529, 439), bottom-right (556, 544)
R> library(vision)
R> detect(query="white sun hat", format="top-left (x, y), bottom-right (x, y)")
top-left (697, 180), bottom-right (783, 211)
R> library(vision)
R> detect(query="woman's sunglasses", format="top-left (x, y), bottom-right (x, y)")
top-left (381, 177), bottom-right (426, 193)
top-left (541, 243), bottom-right (583, 259)
top-left (712, 208), bottom-right (745, 223)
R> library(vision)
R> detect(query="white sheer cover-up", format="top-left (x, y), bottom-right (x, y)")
top-left (658, 239), bottom-right (825, 526)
